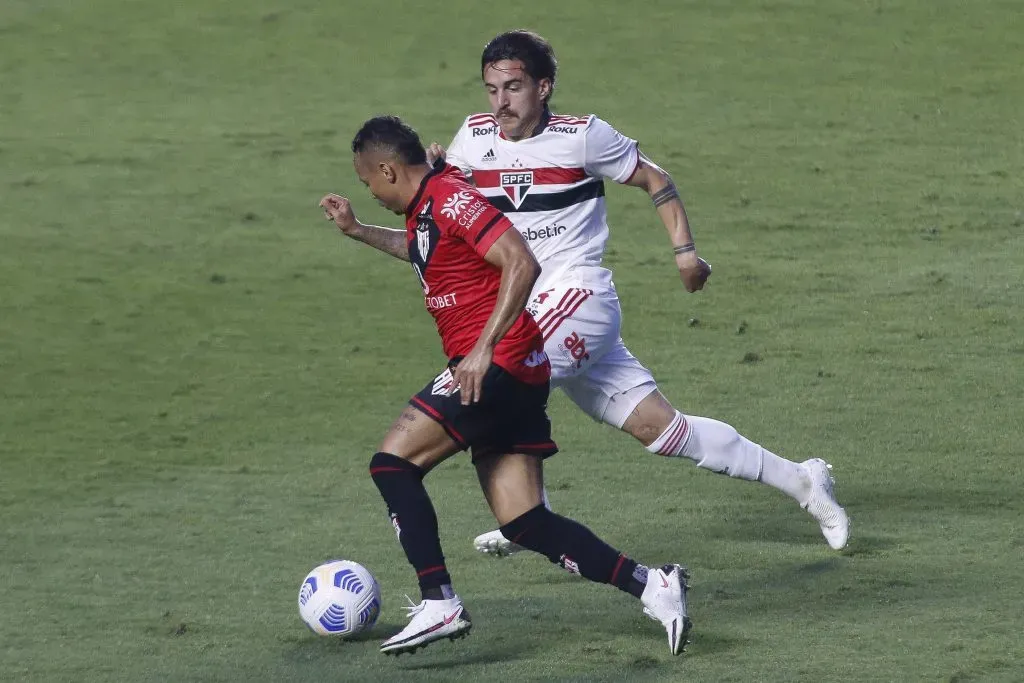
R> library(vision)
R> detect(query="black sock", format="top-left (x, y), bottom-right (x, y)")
top-left (499, 504), bottom-right (644, 598)
top-left (369, 452), bottom-right (452, 600)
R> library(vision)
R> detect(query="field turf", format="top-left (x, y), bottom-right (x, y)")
top-left (1, 1), bottom-right (1022, 681)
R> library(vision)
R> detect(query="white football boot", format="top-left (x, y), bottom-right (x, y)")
top-left (641, 564), bottom-right (692, 656)
top-left (379, 595), bottom-right (472, 656)
top-left (801, 458), bottom-right (850, 550)
top-left (472, 529), bottom-right (526, 557)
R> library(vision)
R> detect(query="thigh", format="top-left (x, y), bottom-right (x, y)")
top-left (378, 404), bottom-right (460, 472)
top-left (561, 339), bottom-right (658, 427)
top-left (388, 363), bottom-right (493, 471)
top-left (530, 286), bottom-right (623, 386)
top-left (469, 369), bottom-right (558, 463)
top-left (407, 362), bottom-right (500, 451)
top-left (474, 452), bottom-right (546, 526)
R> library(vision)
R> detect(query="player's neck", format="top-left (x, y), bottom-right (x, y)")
top-left (401, 162), bottom-right (436, 214)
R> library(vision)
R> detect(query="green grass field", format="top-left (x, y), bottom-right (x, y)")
top-left (2, 0), bottom-right (1022, 680)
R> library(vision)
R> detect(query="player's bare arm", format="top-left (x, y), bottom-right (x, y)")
top-left (319, 193), bottom-right (410, 262)
top-left (623, 154), bottom-right (711, 293)
top-left (452, 229), bottom-right (541, 405)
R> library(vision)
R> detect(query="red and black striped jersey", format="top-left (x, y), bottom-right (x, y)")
top-left (404, 164), bottom-right (550, 385)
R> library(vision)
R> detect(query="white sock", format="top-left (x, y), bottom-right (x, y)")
top-left (758, 446), bottom-right (811, 505)
top-left (647, 412), bottom-right (810, 504)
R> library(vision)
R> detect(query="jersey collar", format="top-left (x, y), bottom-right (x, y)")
top-left (405, 160), bottom-right (445, 217)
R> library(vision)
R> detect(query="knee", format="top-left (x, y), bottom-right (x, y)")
top-left (498, 504), bottom-right (550, 544)
top-left (618, 387), bottom-right (675, 446)
top-left (368, 452), bottom-right (423, 479)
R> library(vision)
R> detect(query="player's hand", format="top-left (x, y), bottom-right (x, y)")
top-left (452, 345), bottom-right (492, 406)
top-left (426, 143), bottom-right (447, 167)
top-left (319, 193), bottom-right (361, 237)
top-left (676, 252), bottom-right (712, 293)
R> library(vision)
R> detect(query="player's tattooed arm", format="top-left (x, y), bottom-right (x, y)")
top-left (622, 153), bottom-right (710, 293)
top-left (347, 224), bottom-right (410, 262)
top-left (319, 193), bottom-right (410, 262)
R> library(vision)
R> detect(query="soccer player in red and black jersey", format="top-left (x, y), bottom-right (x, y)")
top-left (319, 116), bottom-right (691, 656)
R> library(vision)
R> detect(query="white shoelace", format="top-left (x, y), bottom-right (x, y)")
top-left (402, 595), bottom-right (425, 619)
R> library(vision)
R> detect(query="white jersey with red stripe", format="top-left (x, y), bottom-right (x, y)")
top-left (445, 112), bottom-right (641, 295)
top-left (446, 111), bottom-right (657, 427)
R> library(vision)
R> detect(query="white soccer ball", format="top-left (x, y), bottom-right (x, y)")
top-left (298, 560), bottom-right (381, 637)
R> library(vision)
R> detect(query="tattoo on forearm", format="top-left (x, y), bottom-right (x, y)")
top-left (652, 183), bottom-right (680, 208)
top-left (673, 243), bottom-right (695, 255)
top-left (361, 226), bottom-right (410, 262)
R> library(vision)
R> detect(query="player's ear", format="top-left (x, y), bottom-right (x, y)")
top-left (379, 162), bottom-right (397, 184)
top-left (537, 78), bottom-right (553, 103)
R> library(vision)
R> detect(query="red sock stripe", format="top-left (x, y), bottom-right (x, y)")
top-left (660, 415), bottom-right (690, 455)
top-left (416, 565), bottom-right (447, 578)
top-left (369, 466), bottom-right (407, 475)
top-left (609, 554), bottom-right (627, 584)
top-left (659, 419), bottom-right (684, 454)
top-left (511, 441), bottom-right (558, 451)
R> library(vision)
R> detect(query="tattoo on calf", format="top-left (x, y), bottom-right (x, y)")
top-left (652, 183), bottom-right (679, 208)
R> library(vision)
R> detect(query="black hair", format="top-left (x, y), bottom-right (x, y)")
top-left (350, 115), bottom-right (427, 165)
top-left (481, 30), bottom-right (557, 101)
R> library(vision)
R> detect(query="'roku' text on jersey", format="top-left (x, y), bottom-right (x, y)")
top-left (446, 111), bottom-right (641, 293)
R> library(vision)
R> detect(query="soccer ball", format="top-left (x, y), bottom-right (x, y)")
top-left (298, 560), bottom-right (381, 637)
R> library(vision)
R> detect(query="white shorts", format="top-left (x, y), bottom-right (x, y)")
top-left (527, 283), bottom-right (657, 428)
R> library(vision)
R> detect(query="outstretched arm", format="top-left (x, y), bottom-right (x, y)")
top-left (319, 193), bottom-right (410, 262)
top-left (622, 153), bottom-right (711, 292)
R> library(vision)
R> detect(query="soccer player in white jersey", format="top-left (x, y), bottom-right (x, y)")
top-left (430, 30), bottom-right (850, 555)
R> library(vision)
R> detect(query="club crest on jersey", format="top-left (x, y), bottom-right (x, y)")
top-left (410, 198), bottom-right (438, 295)
top-left (416, 224), bottom-right (431, 261)
top-left (415, 199), bottom-right (435, 261)
top-left (500, 171), bottom-right (534, 209)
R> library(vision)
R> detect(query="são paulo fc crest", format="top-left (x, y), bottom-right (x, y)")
top-left (500, 171), bottom-right (534, 209)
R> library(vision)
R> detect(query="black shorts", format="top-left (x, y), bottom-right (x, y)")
top-left (409, 358), bottom-right (559, 462)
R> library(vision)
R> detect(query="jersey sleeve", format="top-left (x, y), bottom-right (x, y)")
top-left (583, 116), bottom-right (641, 183)
top-left (465, 202), bottom-right (514, 257)
top-left (445, 120), bottom-right (473, 178)
top-left (434, 183), bottom-right (513, 257)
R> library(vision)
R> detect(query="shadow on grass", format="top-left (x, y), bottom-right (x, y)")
top-left (395, 638), bottom-right (531, 671)
top-left (685, 630), bottom-right (745, 658)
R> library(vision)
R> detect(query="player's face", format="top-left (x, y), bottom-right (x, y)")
top-left (483, 60), bottom-right (550, 140)
top-left (353, 153), bottom-right (404, 215)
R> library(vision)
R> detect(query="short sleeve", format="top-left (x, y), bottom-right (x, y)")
top-left (434, 184), bottom-right (512, 257)
top-left (583, 117), bottom-right (641, 183)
